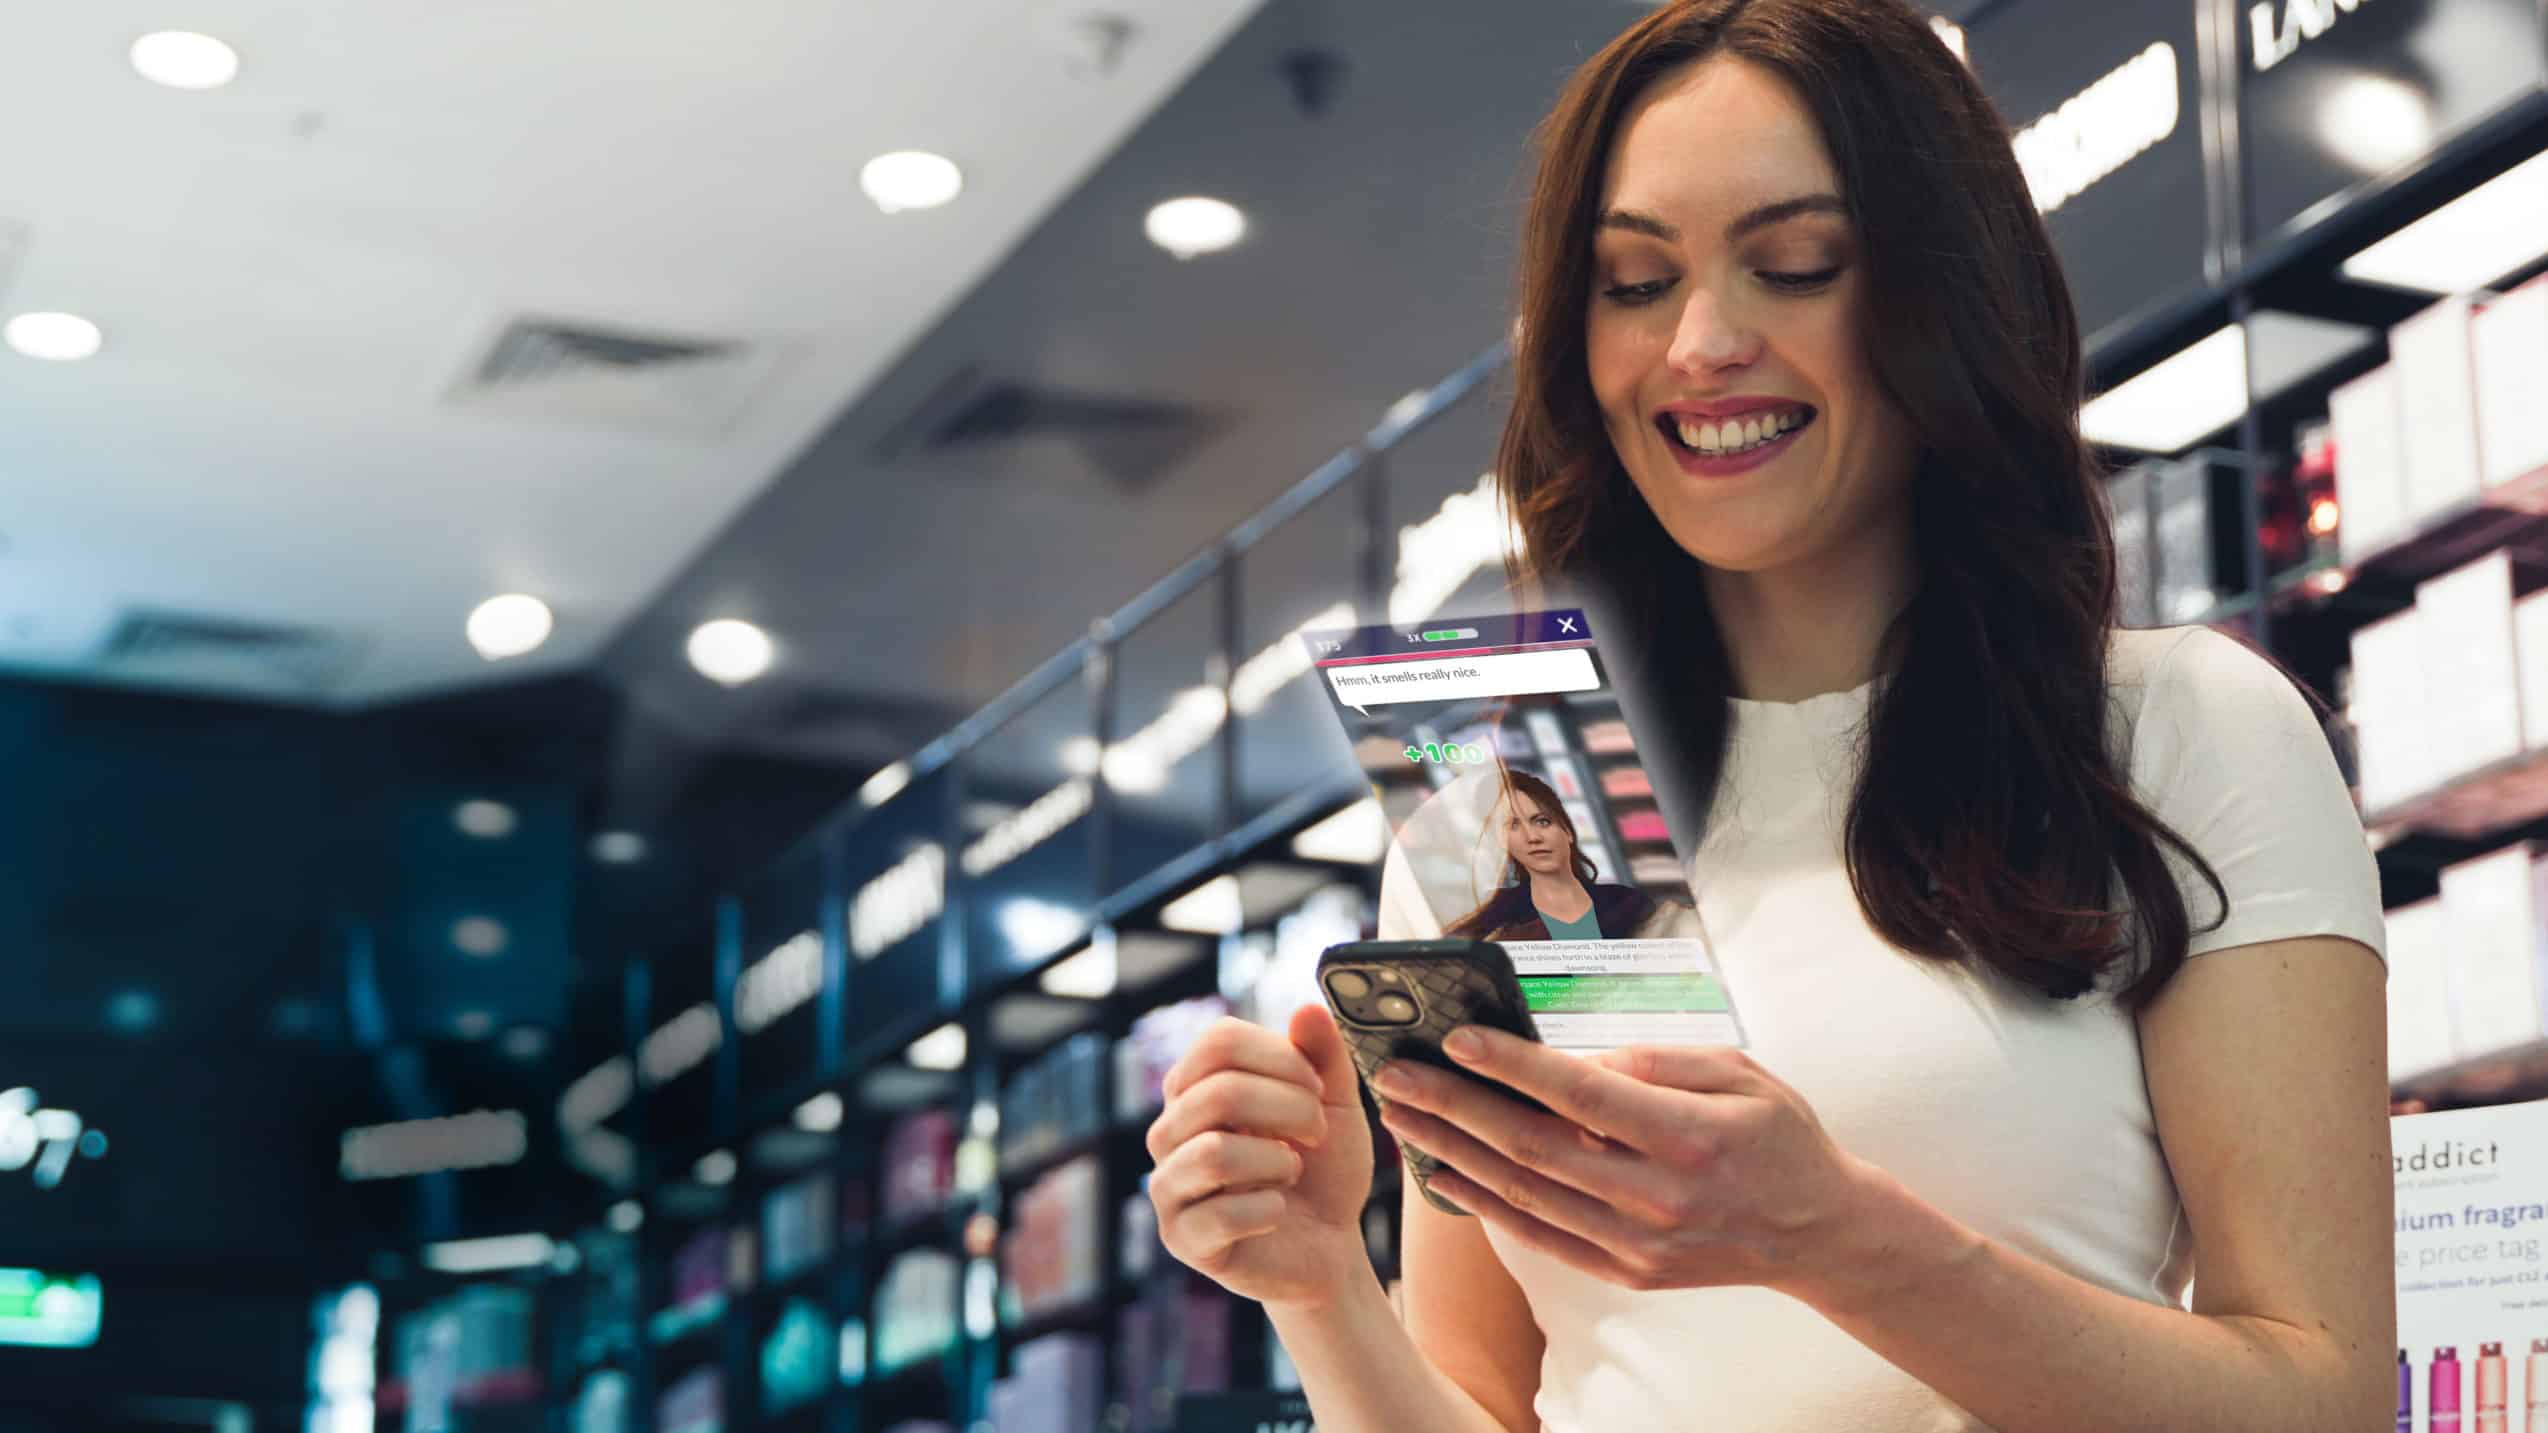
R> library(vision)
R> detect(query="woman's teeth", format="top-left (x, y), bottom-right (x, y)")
top-left (1671, 409), bottom-right (1808, 455)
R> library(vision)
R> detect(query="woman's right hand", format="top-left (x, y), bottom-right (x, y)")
top-left (1147, 1004), bottom-right (1376, 1309)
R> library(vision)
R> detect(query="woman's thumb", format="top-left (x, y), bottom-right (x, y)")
top-left (1286, 1002), bottom-right (1363, 1106)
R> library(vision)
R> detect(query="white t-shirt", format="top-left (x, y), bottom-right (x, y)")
top-left (1374, 625), bottom-right (2389, 1433)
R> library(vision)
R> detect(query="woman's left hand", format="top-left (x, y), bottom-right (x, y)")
top-left (1371, 1028), bottom-right (1881, 1300)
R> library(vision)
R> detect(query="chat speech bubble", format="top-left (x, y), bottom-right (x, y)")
top-left (1324, 647), bottom-right (1598, 715)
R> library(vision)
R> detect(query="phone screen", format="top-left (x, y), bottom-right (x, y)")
top-left (1300, 608), bottom-right (1746, 1054)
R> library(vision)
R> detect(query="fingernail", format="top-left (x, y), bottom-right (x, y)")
top-left (1444, 1029), bottom-right (1484, 1062)
top-left (1372, 1062), bottom-right (1412, 1097)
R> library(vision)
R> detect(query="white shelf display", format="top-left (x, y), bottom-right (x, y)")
top-left (2385, 899), bottom-right (2453, 1085)
top-left (2441, 844), bottom-right (2548, 1059)
top-left (2330, 365), bottom-right (2409, 566)
top-left (2392, 294), bottom-right (2490, 529)
top-left (2350, 607), bottom-right (2434, 816)
top-left (2414, 552), bottom-right (2524, 789)
top-left (2345, 552), bottom-right (2548, 827)
top-left (2474, 274), bottom-right (2548, 491)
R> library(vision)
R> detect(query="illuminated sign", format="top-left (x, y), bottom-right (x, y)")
top-left (0, 1269), bottom-right (102, 1349)
top-left (2010, 42), bottom-right (2182, 215)
top-left (0, 1088), bottom-right (106, 1190)
top-left (2249, 0), bottom-right (2379, 72)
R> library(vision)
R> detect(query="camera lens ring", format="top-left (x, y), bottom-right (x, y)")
top-left (1328, 970), bottom-right (1371, 1000)
top-left (1374, 992), bottom-right (1418, 1023)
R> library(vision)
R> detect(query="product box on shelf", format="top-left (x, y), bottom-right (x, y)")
top-left (762, 1173), bottom-right (834, 1284)
top-left (1001, 1033), bottom-right (1110, 1174)
top-left (2330, 365), bottom-right (2410, 565)
top-left (2107, 465), bottom-right (2157, 628)
top-left (2392, 293), bottom-right (2489, 528)
top-left (2416, 552), bottom-right (2526, 787)
top-left (2475, 274), bottom-right (2548, 491)
top-left (657, 1366), bottom-right (723, 1433)
top-left (2439, 843), bottom-right (2548, 1059)
top-left (882, 1107), bottom-right (959, 1224)
top-left (2350, 607), bottom-right (2435, 814)
top-left (2152, 455), bottom-right (2223, 626)
top-left (2522, 593), bottom-right (2548, 754)
top-left (1116, 996), bottom-right (1230, 1127)
top-left (992, 1334), bottom-right (1105, 1433)
top-left (873, 1249), bottom-right (961, 1374)
top-left (1119, 1290), bottom-right (1235, 1432)
top-left (1002, 1155), bottom-right (1106, 1322)
top-left (2385, 899), bottom-right (2456, 1084)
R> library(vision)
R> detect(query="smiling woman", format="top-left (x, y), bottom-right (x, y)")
top-left (1141, 3), bottom-right (2393, 1432)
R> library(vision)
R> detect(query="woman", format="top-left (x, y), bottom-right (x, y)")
top-left (1143, 3), bottom-right (2391, 1430)
top-left (1444, 768), bottom-right (1656, 942)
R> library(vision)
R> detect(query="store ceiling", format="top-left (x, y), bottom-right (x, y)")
top-left (0, 0), bottom-right (1266, 710)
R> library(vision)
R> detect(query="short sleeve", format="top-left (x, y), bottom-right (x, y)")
top-left (2125, 627), bottom-right (2387, 966)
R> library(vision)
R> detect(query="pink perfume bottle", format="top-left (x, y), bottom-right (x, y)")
top-left (2435, 1346), bottom-right (2463, 1432)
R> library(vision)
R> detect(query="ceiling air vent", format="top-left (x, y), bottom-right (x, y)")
top-left (447, 316), bottom-right (794, 439)
top-left (96, 609), bottom-right (367, 696)
top-left (872, 364), bottom-right (1225, 490)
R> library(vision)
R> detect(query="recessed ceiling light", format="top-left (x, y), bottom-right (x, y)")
top-left (859, 760), bottom-right (912, 808)
top-left (130, 31), bottom-right (239, 90)
top-left (861, 151), bottom-right (964, 214)
top-left (1159, 874), bottom-right (1243, 935)
top-left (906, 1022), bottom-right (968, 1072)
top-left (453, 799), bottom-right (518, 840)
top-left (686, 619), bottom-right (774, 685)
top-left (453, 1010), bottom-right (496, 1040)
top-left (694, 1149), bottom-right (738, 1186)
top-left (2342, 145), bottom-right (2548, 295)
top-left (589, 830), bottom-right (648, 865)
top-left (794, 1092), bottom-right (844, 1133)
top-left (466, 594), bottom-right (553, 661)
top-left (451, 916), bottom-right (511, 959)
top-left (500, 1027), bottom-right (549, 1061)
top-left (5, 313), bottom-right (103, 362)
top-left (607, 1199), bottom-right (644, 1234)
top-left (1038, 933), bottom-right (1118, 1000)
top-left (1145, 197), bottom-right (1247, 260)
top-left (2078, 324), bottom-right (2249, 454)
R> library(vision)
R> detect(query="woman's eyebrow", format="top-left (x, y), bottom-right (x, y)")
top-left (1596, 192), bottom-right (1849, 244)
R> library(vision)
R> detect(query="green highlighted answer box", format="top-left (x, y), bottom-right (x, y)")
top-left (1517, 973), bottom-right (1730, 1014)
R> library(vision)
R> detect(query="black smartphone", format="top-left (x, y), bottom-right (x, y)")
top-left (1317, 938), bottom-right (1546, 1216)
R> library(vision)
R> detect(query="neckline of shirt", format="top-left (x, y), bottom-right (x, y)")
top-left (1727, 674), bottom-right (1881, 717)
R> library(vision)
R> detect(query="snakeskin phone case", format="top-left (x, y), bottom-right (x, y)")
top-left (1316, 939), bottom-right (1545, 1217)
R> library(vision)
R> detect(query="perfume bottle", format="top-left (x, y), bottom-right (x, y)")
top-left (2526, 1339), bottom-right (2548, 1433)
top-left (2435, 1346), bottom-right (2463, 1432)
top-left (2480, 1342), bottom-right (2508, 1433)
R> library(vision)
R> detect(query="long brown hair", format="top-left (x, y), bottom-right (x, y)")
top-left (1445, 767), bottom-right (1601, 939)
top-left (1496, 0), bottom-right (2225, 1007)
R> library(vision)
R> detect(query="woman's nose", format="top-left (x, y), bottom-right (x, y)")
top-left (1666, 287), bottom-right (1762, 377)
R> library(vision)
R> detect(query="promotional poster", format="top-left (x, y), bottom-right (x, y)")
top-left (2395, 1101), bottom-right (2548, 1431)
